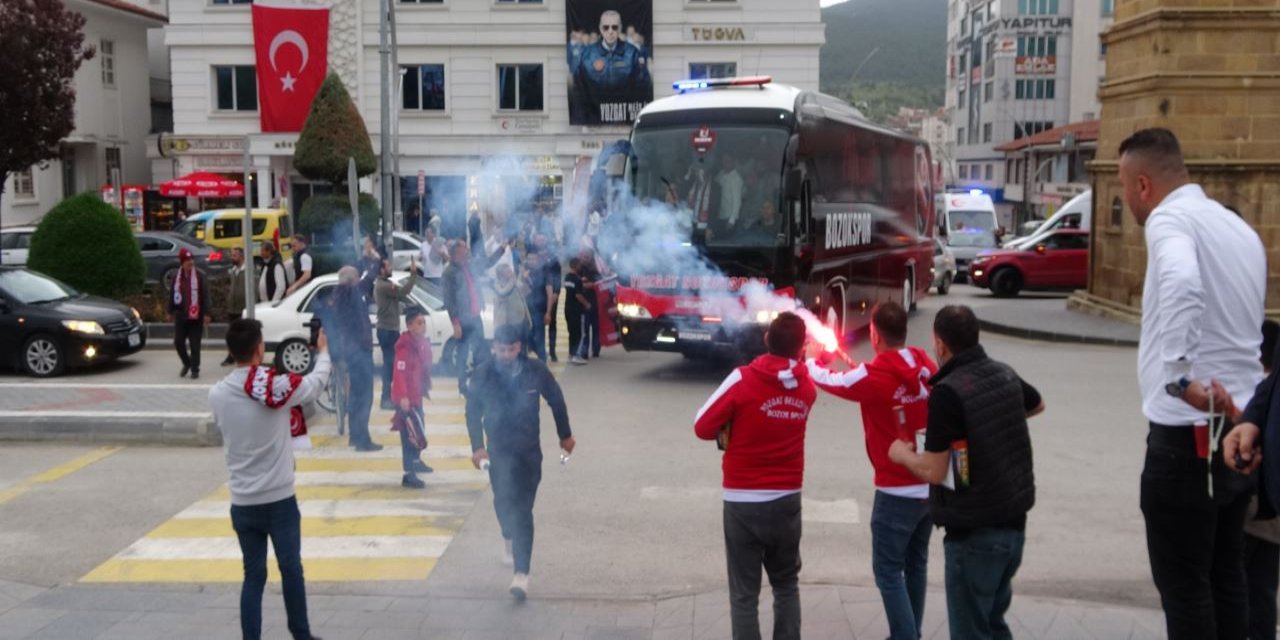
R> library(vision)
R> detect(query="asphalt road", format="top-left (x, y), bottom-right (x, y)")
top-left (0, 285), bottom-right (1161, 610)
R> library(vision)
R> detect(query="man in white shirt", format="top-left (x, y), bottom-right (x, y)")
top-left (209, 319), bottom-right (331, 640)
top-left (1122, 127), bottom-right (1266, 640)
top-left (716, 155), bottom-right (744, 229)
top-left (419, 219), bottom-right (448, 283)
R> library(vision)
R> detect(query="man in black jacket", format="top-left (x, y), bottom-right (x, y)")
top-left (170, 248), bottom-right (211, 379)
top-left (466, 324), bottom-right (575, 601)
top-left (890, 305), bottom-right (1044, 640)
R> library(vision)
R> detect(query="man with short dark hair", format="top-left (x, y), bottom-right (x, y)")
top-left (890, 305), bottom-right (1043, 640)
top-left (807, 302), bottom-right (937, 640)
top-left (170, 248), bottom-right (211, 379)
top-left (209, 319), bottom-right (331, 640)
top-left (466, 324), bottom-right (575, 600)
top-left (695, 312), bottom-right (817, 640)
top-left (222, 246), bottom-right (250, 366)
top-left (1120, 127), bottom-right (1266, 640)
top-left (285, 233), bottom-right (313, 297)
top-left (258, 241), bottom-right (287, 304)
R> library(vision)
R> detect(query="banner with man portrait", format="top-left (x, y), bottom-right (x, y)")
top-left (566, 0), bottom-right (653, 126)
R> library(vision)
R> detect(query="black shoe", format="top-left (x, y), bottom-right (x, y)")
top-left (221, 356), bottom-right (234, 367)
top-left (401, 474), bottom-right (425, 489)
top-left (190, 369), bottom-right (199, 380)
top-left (380, 399), bottom-right (395, 411)
top-left (550, 354), bottom-right (558, 362)
top-left (411, 460), bottom-right (434, 474)
top-left (179, 366), bottom-right (189, 378)
top-left (355, 442), bottom-right (384, 452)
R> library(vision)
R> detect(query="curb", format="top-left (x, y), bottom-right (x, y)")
top-left (977, 318), bottom-right (1139, 347)
top-left (0, 415), bottom-right (222, 447)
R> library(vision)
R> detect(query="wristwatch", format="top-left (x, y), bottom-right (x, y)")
top-left (1165, 376), bottom-right (1191, 398)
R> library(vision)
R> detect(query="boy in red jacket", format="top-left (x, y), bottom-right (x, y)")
top-left (391, 307), bottom-right (434, 489)
top-left (694, 312), bottom-right (817, 640)
top-left (807, 302), bottom-right (937, 640)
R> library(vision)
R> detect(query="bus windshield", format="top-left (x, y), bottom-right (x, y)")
top-left (946, 210), bottom-right (998, 248)
top-left (628, 125), bottom-right (789, 248)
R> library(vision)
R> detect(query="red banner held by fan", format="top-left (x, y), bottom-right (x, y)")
top-left (251, 4), bottom-right (330, 133)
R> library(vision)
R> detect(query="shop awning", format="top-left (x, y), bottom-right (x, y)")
top-left (158, 172), bottom-right (245, 198)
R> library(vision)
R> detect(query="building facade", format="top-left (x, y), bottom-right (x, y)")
top-left (944, 0), bottom-right (1112, 228)
top-left (157, 0), bottom-right (823, 234)
top-left (1, 0), bottom-right (165, 227)
top-left (995, 119), bottom-right (1096, 227)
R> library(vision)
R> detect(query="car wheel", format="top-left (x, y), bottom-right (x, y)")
top-left (276, 339), bottom-right (314, 374)
top-left (23, 334), bottom-right (66, 378)
top-left (991, 268), bottom-right (1023, 298)
top-left (938, 273), bottom-right (952, 295)
top-left (162, 267), bottom-right (179, 291)
top-left (823, 285), bottom-right (846, 345)
top-left (902, 272), bottom-right (916, 312)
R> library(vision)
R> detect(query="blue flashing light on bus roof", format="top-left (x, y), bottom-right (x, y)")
top-left (672, 76), bottom-right (773, 93)
top-left (969, 189), bottom-right (985, 196)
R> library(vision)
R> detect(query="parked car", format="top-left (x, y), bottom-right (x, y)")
top-left (389, 231), bottom-right (425, 273)
top-left (969, 229), bottom-right (1090, 297)
top-left (931, 238), bottom-right (957, 295)
top-left (0, 267), bottom-right (145, 377)
top-left (135, 231), bottom-right (232, 290)
top-left (0, 226), bottom-right (36, 266)
top-left (253, 271), bottom-right (493, 374)
top-left (173, 208), bottom-right (294, 264)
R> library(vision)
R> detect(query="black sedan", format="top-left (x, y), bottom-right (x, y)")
top-left (0, 267), bottom-right (146, 377)
top-left (136, 232), bottom-right (232, 290)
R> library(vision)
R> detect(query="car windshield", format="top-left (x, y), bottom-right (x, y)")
top-left (628, 125), bottom-right (789, 249)
top-left (409, 280), bottom-right (446, 312)
top-left (0, 269), bottom-right (79, 304)
top-left (946, 210), bottom-right (998, 248)
top-left (173, 220), bottom-right (202, 239)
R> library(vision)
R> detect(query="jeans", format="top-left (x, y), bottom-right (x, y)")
top-left (871, 491), bottom-right (932, 640)
top-left (174, 318), bottom-right (203, 372)
top-left (377, 328), bottom-right (399, 403)
top-left (943, 527), bottom-right (1025, 640)
top-left (1141, 424), bottom-right (1251, 640)
top-left (1245, 532), bottom-right (1278, 640)
top-left (343, 354), bottom-right (375, 447)
top-left (489, 450), bottom-right (542, 574)
top-left (453, 317), bottom-right (488, 396)
top-left (723, 494), bottom-right (802, 640)
top-left (527, 304), bottom-right (547, 361)
top-left (229, 496), bottom-right (311, 640)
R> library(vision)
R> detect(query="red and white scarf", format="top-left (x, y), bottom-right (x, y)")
top-left (243, 365), bottom-right (310, 450)
top-left (173, 269), bottom-right (201, 320)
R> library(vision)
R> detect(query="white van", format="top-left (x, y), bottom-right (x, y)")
top-left (1005, 189), bottom-right (1091, 247)
top-left (939, 191), bottom-right (999, 279)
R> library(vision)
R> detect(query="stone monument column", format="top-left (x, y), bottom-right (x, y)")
top-left (1075, 0), bottom-right (1280, 320)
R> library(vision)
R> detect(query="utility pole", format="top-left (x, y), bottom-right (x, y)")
top-left (377, 0), bottom-right (393, 255)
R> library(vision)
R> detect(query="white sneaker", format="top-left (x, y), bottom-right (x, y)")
top-left (501, 539), bottom-right (514, 567)
top-left (570, 356), bottom-right (587, 365)
top-left (509, 572), bottom-right (529, 600)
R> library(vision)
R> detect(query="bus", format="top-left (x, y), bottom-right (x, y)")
top-left (609, 76), bottom-right (938, 358)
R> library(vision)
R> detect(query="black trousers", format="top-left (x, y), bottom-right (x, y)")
top-left (1245, 530), bottom-right (1279, 640)
top-left (1141, 423), bottom-right (1253, 640)
top-left (174, 319), bottom-right (204, 372)
top-left (566, 307), bottom-right (584, 358)
top-left (547, 298), bottom-right (559, 358)
top-left (724, 494), bottom-right (802, 640)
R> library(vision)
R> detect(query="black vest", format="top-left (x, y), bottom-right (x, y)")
top-left (929, 347), bottom-right (1036, 530)
top-left (263, 255), bottom-right (283, 300)
top-left (292, 248), bottom-right (308, 283)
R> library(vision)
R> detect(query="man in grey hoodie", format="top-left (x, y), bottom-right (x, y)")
top-left (209, 319), bottom-right (331, 640)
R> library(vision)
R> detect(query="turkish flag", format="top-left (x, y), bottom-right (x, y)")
top-left (251, 5), bottom-right (330, 132)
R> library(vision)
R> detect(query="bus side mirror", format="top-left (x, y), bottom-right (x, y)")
top-left (604, 154), bottom-right (626, 178)
top-left (784, 134), bottom-right (800, 167)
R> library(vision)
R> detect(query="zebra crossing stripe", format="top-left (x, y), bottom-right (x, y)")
top-left (145, 515), bottom-right (464, 539)
top-left (82, 557), bottom-right (438, 583)
top-left (111, 535), bottom-right (452, 560)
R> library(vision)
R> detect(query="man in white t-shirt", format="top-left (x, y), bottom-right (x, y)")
top-left (419, 220), bottom-right (448, 283)
top-left (284, 234), bottom-right (313, 297)
top-left (716, 155), bottom-right (744, 229)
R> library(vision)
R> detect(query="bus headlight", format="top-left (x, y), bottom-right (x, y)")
top-left (618, 303), bottom-right (652, 319)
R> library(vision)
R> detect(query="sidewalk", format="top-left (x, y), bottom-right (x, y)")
top-left (960, 291), bottom-right (1140, 347)
top-left (0, 578), bottom-right (1166, 640)
top-left (0, 383), bottom-right (219, 445)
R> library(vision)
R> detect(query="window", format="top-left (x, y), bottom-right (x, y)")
top-left (960, 17), bottom-right (967, 35)
top-left (302, 284), bottom-right (336, 314)
top-left (1017, 36), bottom-right (1057, 58)
top-left (957, 127), bottom-right (965, 145)
top-left (959, 53), bottom-right (967, 71)
top-left (137, 237), bottom-right (175, 252)
top-left (1018, 0), bottom-right (1058, 15)
top-left (1015, 79), bottom-right (1055, 100)
top-left (213, 218), bottom-right (267, 239)
top-left (968, 126), bottom-right (978, 145)
top-left (1100, 41), bottom-right (1108, 57)
top-left (497, 64), bottom-right (543, 111)
top-left (689, 62), bottom-right (737, 80)
top-left (959, 165), bottom-right (968, 179)
top-left (1045, 233), bottom-right (1088, 250)
top-left (101, 40), bottom-right (115, 88)
top-left (402, 64), bottom-right (446, 111)
top-left (984, 164), bottom-right (993, 180)
top-left (11, 168), bottom-right (34, 199)
top-left (984, 81), bottom-right (993, 102)
top-left (214, 65), bottom-right (258, 111)
top-left (1101, 0), bottom-right (1114, 16)
top-left (958, 87), bottom-right (966, 106)
top-left (982, 123), bottom-right (992, 142)
top-left (1014, 121), bottom-right (1054, 138)
top-left (105, 147), bottom-right (122, 183)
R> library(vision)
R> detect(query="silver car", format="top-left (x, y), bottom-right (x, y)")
top-left (931, 238), bottom-right (957, 295)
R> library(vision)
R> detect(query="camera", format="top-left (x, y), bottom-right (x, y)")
top-left (308, 317), bottom-right (323, 347)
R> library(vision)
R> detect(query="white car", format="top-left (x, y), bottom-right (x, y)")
top-left (390, 231), bottom-right (424, 273)
top-left (252, 271), bottom-right (491, 374)
top-left (931, 238), bottom-right (957, 295)
top-left (1, 226), bottom-right (36, 266)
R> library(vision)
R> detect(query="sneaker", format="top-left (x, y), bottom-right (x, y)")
top-left (570, 356), bottom-right (587, 365)
top-left (190, 369), bottom-right (200, 380)
top-left (549, 354), bottom-right (558, 363)
top-left (411, 460), bottom-right (434, 474)
top-left (179, 366), bottom-right (189, 378)
top-left (509, 572), bottom-right (529, 600)
top-left (354, 442), bottom-right (384, 452)
top-left (401, 474), bottom-right (425, 489)
top-left (502, 539), bottom-right (514, 567)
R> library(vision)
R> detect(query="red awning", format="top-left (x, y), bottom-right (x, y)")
top-left (158, 172), bottom-right (245, 198)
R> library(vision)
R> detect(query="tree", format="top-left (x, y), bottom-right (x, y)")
top-left (28, 192), bottom-right (145, 299)
top-left (294, 73), bottom-right (376, 186)
top-left (0, 0), bottom-right (95, 248)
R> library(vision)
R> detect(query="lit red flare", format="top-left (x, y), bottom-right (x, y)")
top-left (796, 310), bottom-right (855, 366)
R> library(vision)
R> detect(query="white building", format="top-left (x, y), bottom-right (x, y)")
top-left (157, 0), bottom-right (823, 235)
top-left (1, 0), bottom-right (165, 227)
top-left (943, 0), bottom-right (1112, 228)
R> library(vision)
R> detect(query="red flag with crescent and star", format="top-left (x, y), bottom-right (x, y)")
top-left (251, 4), bottom-right (330, 132)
